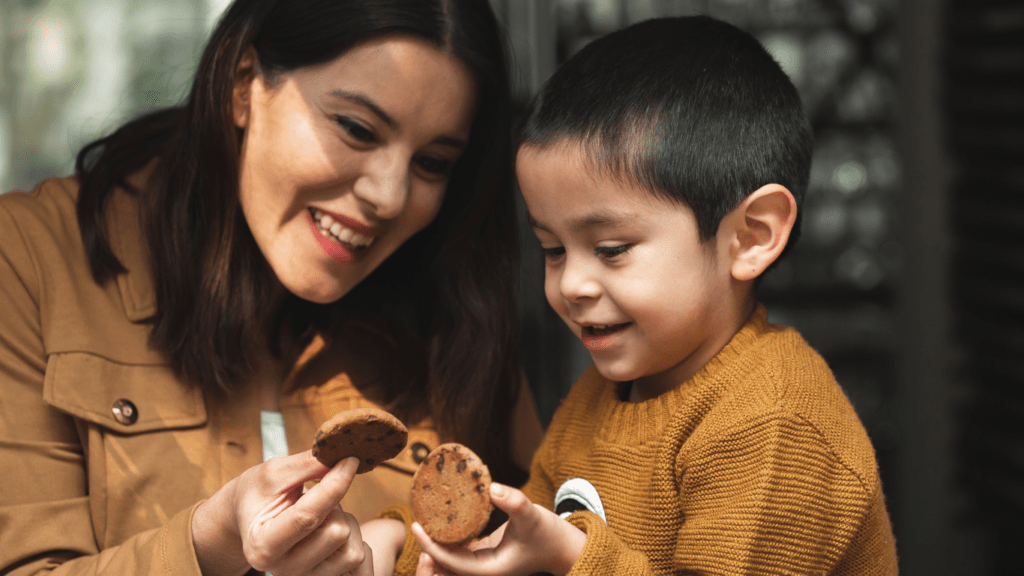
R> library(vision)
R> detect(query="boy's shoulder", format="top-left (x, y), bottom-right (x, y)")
top-left (695, 312), bottom-right (881, 488)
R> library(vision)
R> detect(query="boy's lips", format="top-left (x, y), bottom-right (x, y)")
top-left (579, 322), bottom-right (631, 351)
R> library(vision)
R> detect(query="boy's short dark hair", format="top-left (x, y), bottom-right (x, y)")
top-left (517, 16), bottom-right (813, 256)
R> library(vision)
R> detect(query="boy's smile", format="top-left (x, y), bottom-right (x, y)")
top-left (517, 143), bottom-right (747, 401)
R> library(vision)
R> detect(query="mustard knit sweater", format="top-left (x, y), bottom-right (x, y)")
top-left (383, 305), bottom-right (898, 575)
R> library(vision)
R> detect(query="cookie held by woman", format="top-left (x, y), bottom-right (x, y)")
top-left (312, 408), bottom-right (408, 473)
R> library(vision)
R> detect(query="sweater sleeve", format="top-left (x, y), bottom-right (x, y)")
top-left (0, 196), bottom-right (203, 576)
top-left (674, 412), bottom-right (892, 575)
top-left (564, 512), bottom-right (657, 575)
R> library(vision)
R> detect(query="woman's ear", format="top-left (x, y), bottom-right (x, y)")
top-left (232, 46), bottom-right (258, 129)
top-left (725, 184), bottom-right (797, 282)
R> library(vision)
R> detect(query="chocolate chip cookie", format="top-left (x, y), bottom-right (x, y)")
top-left (411, 442), bottom-right (493, 544)
top-left (312, 408), bottom-right (408, 474)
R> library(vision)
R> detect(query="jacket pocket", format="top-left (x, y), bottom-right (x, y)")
top-left (42, 352), bottom-right (207, 433)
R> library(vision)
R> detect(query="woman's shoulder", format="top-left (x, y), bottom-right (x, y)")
top-left (1, 174), bottom-right (161, 362)
top-left (0, 175), bottom-right (84, 279)
top-left (1, 175), bottom-right (81, 228)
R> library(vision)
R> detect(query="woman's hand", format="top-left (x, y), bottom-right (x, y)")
top-left (192, 453), bottom-right (373, 576)
top-left (412, 483), bottom-right (586, 576)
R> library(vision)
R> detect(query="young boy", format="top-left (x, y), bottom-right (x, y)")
top-left (384, 15), bottom-right (897, 576)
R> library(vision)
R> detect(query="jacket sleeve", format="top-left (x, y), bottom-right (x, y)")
top-left (0, 196), bottom-right (203, 576)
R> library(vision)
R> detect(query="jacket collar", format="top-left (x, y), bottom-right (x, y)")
top-left (105, 176), bottom-right (157, 322)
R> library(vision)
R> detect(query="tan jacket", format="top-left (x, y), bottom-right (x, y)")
top-left (0, 177), bottom-right (459, 575)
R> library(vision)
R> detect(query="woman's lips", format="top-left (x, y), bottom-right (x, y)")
top-left (312, 207), bottom-right (377, 237)
top-left (307, 210), bottom-right (356, 264)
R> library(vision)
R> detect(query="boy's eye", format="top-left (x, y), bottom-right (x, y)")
top-left (595, 245), bottom-right (631, 259)
top-left (414, 155), bottom-right (453, 177)
top-left (335, 116), bottom-right (376, 143)
top-left (542, 246), bottom-right (566, 260)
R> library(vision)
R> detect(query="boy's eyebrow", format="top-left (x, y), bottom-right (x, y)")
top-left (528, 210), bottom-right (637, 233)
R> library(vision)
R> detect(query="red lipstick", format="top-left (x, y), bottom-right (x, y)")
top-left (308, 211), bottom-right (355, 264)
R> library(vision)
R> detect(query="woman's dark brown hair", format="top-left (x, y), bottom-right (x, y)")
top-left (74, 0), bottom-right (524, 484)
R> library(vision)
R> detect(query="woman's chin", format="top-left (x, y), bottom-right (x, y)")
top-left (281, 277), bottom-right (353, 305)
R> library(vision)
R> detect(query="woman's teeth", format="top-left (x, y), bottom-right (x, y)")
top-left (311, 209), bottom-right (375, 249)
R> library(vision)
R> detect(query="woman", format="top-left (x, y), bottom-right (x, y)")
top-left (0, 1), bottom-right (542, 575)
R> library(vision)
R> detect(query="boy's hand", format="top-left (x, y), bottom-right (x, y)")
top-left (361, 518), bottom-right (407, 576)
top-left (412, 483), bottom-right (586, 576)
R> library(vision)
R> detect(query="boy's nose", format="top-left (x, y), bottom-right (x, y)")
top-left (352, 151), bottom-right (410, 220)
top-left (558, 258), bottom-right (602, 302)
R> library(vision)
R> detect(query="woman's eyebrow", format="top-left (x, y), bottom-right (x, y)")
top-left (327, 89), bottom-right (467, 150)
top-left (329, 90), bottom-right (398, 129)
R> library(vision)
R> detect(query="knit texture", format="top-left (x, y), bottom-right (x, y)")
top-left (523, 305), bottom-right (898, 575)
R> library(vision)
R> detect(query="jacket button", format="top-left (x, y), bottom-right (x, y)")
top-left (410, 442), bottom-right (430, 464)
top-left (111, 399), bottom-right (138, 425)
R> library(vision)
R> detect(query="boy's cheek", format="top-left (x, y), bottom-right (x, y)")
top-left (543, 277), bottom-right (573, 327)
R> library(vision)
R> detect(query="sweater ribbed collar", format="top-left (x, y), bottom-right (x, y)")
top-left (593, 304), bottom-right (773, 446)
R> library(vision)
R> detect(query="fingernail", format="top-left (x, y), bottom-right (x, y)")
top-left (491, 483), bottom-right (507, 498)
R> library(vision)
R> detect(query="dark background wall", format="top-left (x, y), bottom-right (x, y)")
top-left (2, 0), bottom-right (1021, 573)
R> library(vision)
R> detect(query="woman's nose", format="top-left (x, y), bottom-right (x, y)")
top-left (352, 151), bottom-right (409, 220)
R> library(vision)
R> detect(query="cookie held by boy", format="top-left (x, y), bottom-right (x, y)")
top-left (312, 408), bottom-right (408, 473)
top-left (411, 443), bottom-right (493, 544)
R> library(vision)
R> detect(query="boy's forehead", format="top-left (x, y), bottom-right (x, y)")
top-left (517, 143), bottom-right (695, 232)
top-left (516, 141), bottom-right (618, 191)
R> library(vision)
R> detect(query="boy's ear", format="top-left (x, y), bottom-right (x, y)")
top-left (724, 184), bottom-right (797, 282)
top-left (232, 46), bottom-right (259, 129)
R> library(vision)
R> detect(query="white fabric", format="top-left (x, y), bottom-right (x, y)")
top-left (554, 477), bottom-right (607, 521)
top-left (261, 410), bottom-right (289, 462)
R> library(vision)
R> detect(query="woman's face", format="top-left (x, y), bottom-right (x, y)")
top-left (233, 35), bottom-right (477, 304)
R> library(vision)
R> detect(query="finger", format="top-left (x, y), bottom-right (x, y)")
top-left (412, 522), bottom-right (494, 576)
top-left (416, 552), bottom-right (437, 576)
top-left (264, 457), bottom-right (359, 550)
top-left (299, 508), bottom-right (367, 576)
top-left (487, 483), bottom-right (533, 520)
top-left (352, 542), bottom-right (374, 576)
top-left (259, 450), bottom-right (333, 494)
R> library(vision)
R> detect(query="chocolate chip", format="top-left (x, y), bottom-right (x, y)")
top-left (457, 460), bottom-right (467, 473)
top-left (436, 453), bottom-right (445, 472)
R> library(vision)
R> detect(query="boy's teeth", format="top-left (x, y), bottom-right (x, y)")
top-left (585, 323), bottom-right (628, 336)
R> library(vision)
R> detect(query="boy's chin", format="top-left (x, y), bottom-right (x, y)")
top-left (590, 360), bottom-right (642, 384)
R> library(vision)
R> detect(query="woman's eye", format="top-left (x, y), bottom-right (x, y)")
top-left (335, 116), bottom-right (376, 143)
top-left (414, 155), bottom-right (452, 176)
top-left (542, 246), bottom-right (565, 260)
top-left (595, 245), bottom-right (630, 259)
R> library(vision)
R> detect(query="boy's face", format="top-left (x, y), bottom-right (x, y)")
top-left (517, 144), bottom-right (741, 398)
